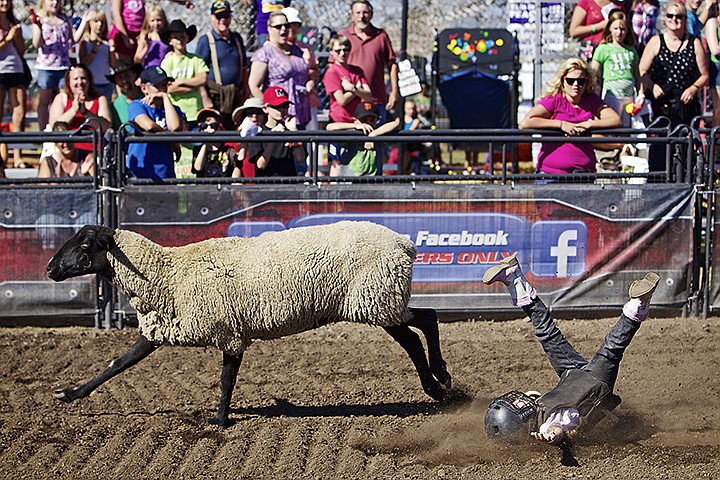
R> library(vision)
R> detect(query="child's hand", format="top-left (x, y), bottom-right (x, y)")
top-left (29, 7), bottom-right (39, 26)
top-left (531, 424), bottom-right (566, 444)
top-left (184, 0), bottom-right (195, 10)
top-left (6, 24), bottom-right (20, 42)
top-left (341, 78), bottom-right (355, 92)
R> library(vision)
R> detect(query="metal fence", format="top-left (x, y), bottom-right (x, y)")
top-left (0, 119), bottom-right (716, 327)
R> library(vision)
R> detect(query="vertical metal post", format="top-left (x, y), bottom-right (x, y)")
top-left (533, 0), bottom-right (542, 103)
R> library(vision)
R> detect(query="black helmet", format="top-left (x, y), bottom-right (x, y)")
top-left (484, 391), bottom-right (538, 443)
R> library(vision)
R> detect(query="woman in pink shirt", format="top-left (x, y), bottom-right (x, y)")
top-left (520, 58), bottom-right (621, 175)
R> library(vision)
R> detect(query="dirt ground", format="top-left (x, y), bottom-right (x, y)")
top-left (1, 314), bottom-right (720, 479)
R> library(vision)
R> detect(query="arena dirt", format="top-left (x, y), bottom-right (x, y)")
top-left (1, 315), bottom-right (719, 479)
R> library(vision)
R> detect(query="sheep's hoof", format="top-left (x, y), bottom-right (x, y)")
top-left (424, 381), bottom-right (447, 402)
top-left (205, 415), bottom-right (229, 428)
top-left (52, 388), bottom-right (73, 403)
top-left (432, 365), bottom-right (452, 389)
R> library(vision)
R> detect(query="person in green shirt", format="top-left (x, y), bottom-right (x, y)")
top-left (159, 19), bottom-right (212, 127)
top-left (106, 60), bottom-right (143, 129)
top-left (591, 10), bottom-right (642, 126)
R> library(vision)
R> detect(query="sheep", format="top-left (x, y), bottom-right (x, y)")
top-left (46, 221), bottom-right (452, 426)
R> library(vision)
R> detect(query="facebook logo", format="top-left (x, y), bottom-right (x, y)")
top-left (530, 221), bottom-right (587, 277)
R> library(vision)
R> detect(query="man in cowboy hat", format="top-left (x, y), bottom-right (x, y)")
top-left (106, 60), bottom-right (143, 128)
top-left (195, 0), bottom-right (249, 129)
top-left (160, 19), bottom-right (212, 127)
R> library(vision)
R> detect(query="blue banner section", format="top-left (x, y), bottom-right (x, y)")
top-left (530, 221), bottom-right (587, 278)
top-left (228, 212), bottom-right (592, 283)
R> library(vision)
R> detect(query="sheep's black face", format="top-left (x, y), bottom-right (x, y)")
top-left (47, 225), bottom-right (115, 281)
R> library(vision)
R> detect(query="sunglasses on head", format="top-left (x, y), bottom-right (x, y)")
top-left (269, 23), bottom-right (289, 30)
top-left (565, 77), bottom-right (587, 86)
top-left (666, 13), bottom-right (685, 19)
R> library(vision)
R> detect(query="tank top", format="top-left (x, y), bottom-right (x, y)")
top-left (36, 16), bottom-right (73, 70)
top-left (42, 154), bottom-right (85, 177)
top-left (144, 39), bottom-right (171, 68)
top-left (63, 94), bottom-right (101, 151)
top-left (84, 40), bottom-right (112, 86)
top-left (649, 34), bottom-right (699, 94)
top-left (0, 24), bottom-right (22, 74)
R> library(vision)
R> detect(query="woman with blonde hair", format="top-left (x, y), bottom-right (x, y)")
top-left (78, 10), bottom-right (115, 101)
top-left (520, 58), bottom-right (621, 175)
top-left (133, 4), bottom-right (170, 68)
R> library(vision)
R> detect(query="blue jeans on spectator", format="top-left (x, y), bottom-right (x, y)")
top-left (37, 69), bottom-right (66, 90)
top-left (522, 297), bottom-right (641, 391)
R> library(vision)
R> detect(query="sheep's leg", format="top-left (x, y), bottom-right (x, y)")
top-left (206, 352), bottom-right (243, 427)
top-left (407, 308), bottom-right (452, 389)
top-left (53, 335), bottom-right (159, 403)
top-left (383, 325), bottom-right (446, 401)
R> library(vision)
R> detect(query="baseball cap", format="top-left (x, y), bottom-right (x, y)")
top-left (139, 66), bottom-right (174, 86)
top-left (282, 7), bottom-right (302, 24)
top-left (211, 0), bottom-right (231, 15)
top-left (263, 87), bottom-right (293, 107)
top-left (355, 102), bottom-right (379, 120)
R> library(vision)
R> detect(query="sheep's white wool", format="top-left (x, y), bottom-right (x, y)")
top-left (108, 221), bottom-right (417, 355)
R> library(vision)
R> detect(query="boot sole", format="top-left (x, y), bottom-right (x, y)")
top-left (482, 254), bottom-right (518, 285)
top-left (629, 272), bottom-right (660, 298)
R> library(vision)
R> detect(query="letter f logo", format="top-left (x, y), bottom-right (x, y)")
top-left (530, 221), bottom-right (586, 278)
top-left (550, 230), bottom-right (578, 278)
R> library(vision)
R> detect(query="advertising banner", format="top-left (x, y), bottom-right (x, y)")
top-left (0, 187), bottom-right (98, 317)
top-left (120, 183), bottom-right (693, 314)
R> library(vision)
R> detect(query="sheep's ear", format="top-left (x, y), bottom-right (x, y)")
top-left (96, 227), bottom-right (115, 251)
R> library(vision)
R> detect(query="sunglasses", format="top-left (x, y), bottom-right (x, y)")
top-left (565, 77), bottom-right (587, 86)
top-left (269, 23), bottom-right (289, 30)
top-left (666, 13), bottom-right (685, 20)
top-left (333, 48), bottom-right (350, 53)
top-left (215, 12), bottom-right (231, 20)
top-left (202, 122), bottom-right (220, 130)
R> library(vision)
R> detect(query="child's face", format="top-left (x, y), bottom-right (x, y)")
top-left (358, 114), bottom-right (378, 125)
top-left (46, 0), bottom-right (61, 13)
top-left (0, 0), bottom-right (11, 14)
top-left (90, 18), bottom-right (104, 34)
top-left (610, 19), bottom-right (627, 44)
top-left (149, 14), bottom-right (164, 32)
top-left (404, 102), bottom-right (416, 115)
top-left (264, 103), bottom-right (289, 123)
top-left (330, 42), bottom-right (350, 64)
top-left (201, 117), bottom-right (222, 132)
top-left (169, 31), bottom-right (187, 50)
top-left (244, 109), bottom-right (265, 125)
top-left (142, 80), bottom-right (169, 96)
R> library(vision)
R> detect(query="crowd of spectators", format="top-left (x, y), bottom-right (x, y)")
top-left (3, 0), bottom-right (717, 180)
top-left (2, 0), bottom-right (418, 180)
